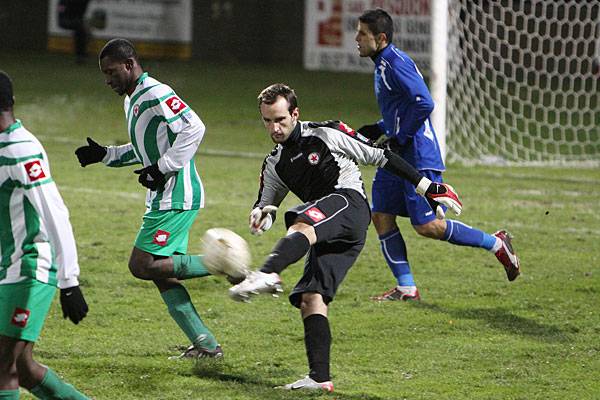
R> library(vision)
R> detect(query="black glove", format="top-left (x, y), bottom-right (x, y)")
top-left (357, 123), bottom-right (385, 141)
top-left (60, 286), bottom-right (89, 324)
top-left (75, 137), bottom-right (107, 167)
top-left (134, 164), bottom-right (166, 191)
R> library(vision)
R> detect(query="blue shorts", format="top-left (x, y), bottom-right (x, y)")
top-left (371, 168), bottom-right (444, 226)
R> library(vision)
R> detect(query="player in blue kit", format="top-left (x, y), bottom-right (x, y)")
top-left (355, 9), bottom-right (521, 301)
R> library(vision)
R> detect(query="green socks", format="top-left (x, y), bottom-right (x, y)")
top-left (29, 368), bottom-right (89, 399)
top-left (172, 255), bottom-right (211, 280)
top-left (160, 286), bottom-right (218, 350)
top-left (0, 390), bottom-right (19, 399)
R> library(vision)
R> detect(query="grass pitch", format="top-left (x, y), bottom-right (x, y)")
top-left (3, 52), bottom-right (600, 399)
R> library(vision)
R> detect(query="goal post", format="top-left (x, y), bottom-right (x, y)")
top-left (432, 1), bottom-right (600, 165)
top-left (430, 0), bottom-right (449, 162)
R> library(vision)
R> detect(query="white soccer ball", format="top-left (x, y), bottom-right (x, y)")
top-left (201, 228), bottom-right (251, 280)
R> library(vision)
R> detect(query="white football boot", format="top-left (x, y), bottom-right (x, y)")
top-left (228, 271), bottom-right (282, 302)
top-left (280, 376), bottom-right (334, 392)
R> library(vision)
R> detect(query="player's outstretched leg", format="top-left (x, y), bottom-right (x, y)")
top-left (371, 229), bottom-right (420, 301)
top-left (440, 220), bottom-right (520, 281)
top-left (229, 231), bottom-right (310, 302)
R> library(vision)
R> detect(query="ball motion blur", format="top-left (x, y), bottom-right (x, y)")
top-left (201, 228), bottom-right (251, 280)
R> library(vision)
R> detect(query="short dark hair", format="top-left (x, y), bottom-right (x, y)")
top-left (0, 71), bottom-right (14, 111)
top-left (99, 38), bottom-right (138, 62)
top-left (257, 83), bottom-right (298, 114)
top-left (359, 8), bottom-right (394, 43)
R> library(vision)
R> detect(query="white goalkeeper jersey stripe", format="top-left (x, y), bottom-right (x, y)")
top-left (0, 120), bottom-right (80, 288)
top-left (103, 73), bottom-right (205, 211)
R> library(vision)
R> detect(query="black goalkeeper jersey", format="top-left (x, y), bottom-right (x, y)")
top-left (253, 120), bottom-right (389, 209)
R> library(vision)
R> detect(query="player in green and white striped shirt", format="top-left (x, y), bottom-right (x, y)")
top-left (75, 38), bottom-right (235, 359)
top-left (0, 71), bottom-right (90, 399)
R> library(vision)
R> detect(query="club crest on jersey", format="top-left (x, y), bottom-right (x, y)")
top-left (24, 160), bottom-right (46, 182)
top-left (153, 230), bottom-right (170, 246)
top-left (133, 104), bottom-right (140, 117)
top-left (304, 207), bottom-right (326, 223)
top-left (165, 96), bottom-right (187, 114)
top-left (11, 308), bottom-right (30, 328)
top-left (307, 152), bottom-right (320, 165)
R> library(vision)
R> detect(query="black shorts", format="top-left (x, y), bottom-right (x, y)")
top-left (285, 189), bottom-right (371, 308)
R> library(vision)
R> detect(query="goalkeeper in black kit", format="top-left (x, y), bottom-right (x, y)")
top-left (228, 83), bottom-right (462, 392)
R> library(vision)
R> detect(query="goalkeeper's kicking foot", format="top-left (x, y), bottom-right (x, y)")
top-left (370, 285), bottom-right (420, 301)
top-left (170, 344), bottom-right (224, 360)
top-left (279, 376), bottom-right (334, 392)
top-left (228, 271), bottom-right (283, 302)
top-left (493, 230), bottom-right (520, 281)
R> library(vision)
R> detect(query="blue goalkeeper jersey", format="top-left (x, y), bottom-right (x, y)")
top-left (373, 44), bottom-right (445, 172)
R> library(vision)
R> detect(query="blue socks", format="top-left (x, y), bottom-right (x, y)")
top-left (379, 229), bottom-right (415, 286)
top-left (380, 222), bottom-right (497, 287)
top-left (443, 220), bottom-right (497, 250)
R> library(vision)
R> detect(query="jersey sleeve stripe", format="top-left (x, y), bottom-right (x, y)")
top-left (12, 178), bottom-right (55, 190)
top-left (0, 153), bottom-right (45, 166)
top-left (106, 149), bottom-right (138, 167)
top-left (165, 107), bottom-right (191, 124)
top-left (0, 140), bottom-right (33, 149)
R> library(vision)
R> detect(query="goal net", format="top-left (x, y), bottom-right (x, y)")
top-left (444, 1), bottom-right (600, 165)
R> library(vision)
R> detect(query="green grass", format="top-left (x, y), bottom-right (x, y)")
top-left (3, 52), bottom-right (600, 399)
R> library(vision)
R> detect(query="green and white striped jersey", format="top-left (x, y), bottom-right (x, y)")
top-left (103, 73), bottom-right (205, 211)
top-left (0, 120), bottom-right (80, 288)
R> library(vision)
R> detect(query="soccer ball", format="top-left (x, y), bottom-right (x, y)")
top-left (201, 228), bottom-right (251, 280)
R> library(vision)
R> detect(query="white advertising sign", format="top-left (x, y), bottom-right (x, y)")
top-left (48, 0), bottom-right (192, 58)
top-left (304, 0), bottom-right (432, 74)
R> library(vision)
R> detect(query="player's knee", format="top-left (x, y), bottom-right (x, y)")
top-left (372, 212), bottom-right (397, 234)
top-left (413, 220), bottom-right (445, 239)
top-left (299, 292), bottom-right (326, 313)
top-left (288, 220), bottom-right (316, 245)
top-left (128, 259), bottom-right (153, 280)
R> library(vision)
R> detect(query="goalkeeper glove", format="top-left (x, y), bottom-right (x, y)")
top-left (134, 164), bottom-right (166, 191)
top-left (357, 123), bottom-right (385, 141)
top-left (249, 205), bottom-right (277, 235)
top-left (75, 137), bottom-right (107, 167)
top-left (416, 177), bottom-right (462, 219)
top-left (60, 286), bottom-right (89, 325)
